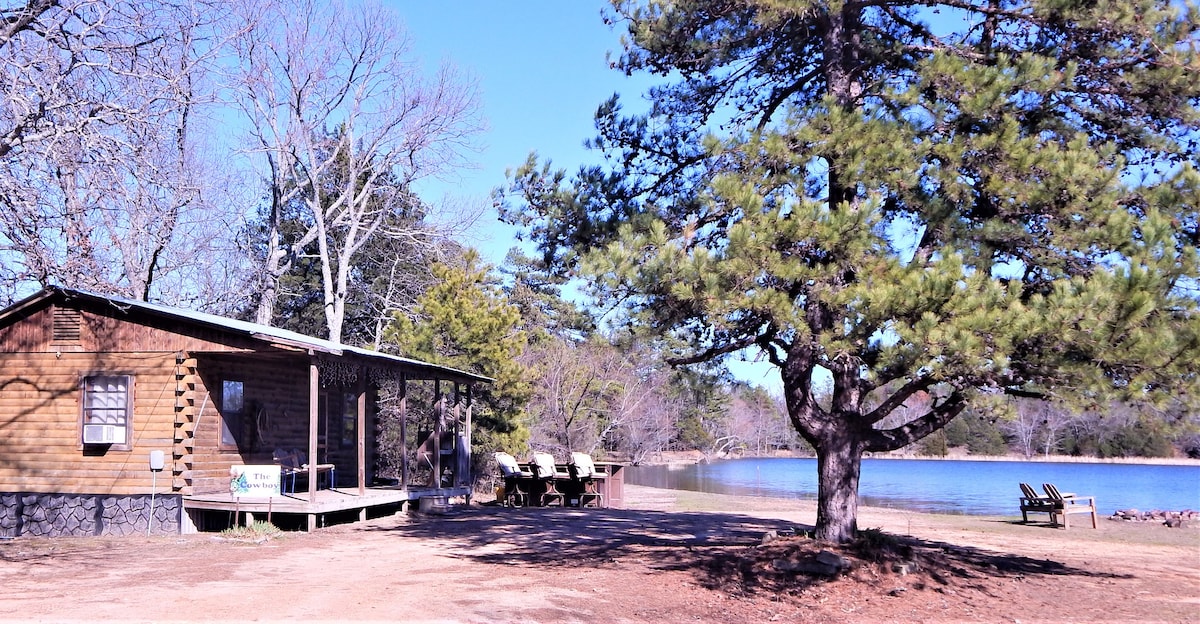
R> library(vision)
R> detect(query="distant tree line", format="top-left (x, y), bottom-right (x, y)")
top-left (916, 399), bottom-right (1196, 459)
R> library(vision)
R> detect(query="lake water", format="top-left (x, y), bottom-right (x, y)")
top-left (626, 457), bottom-right (1200, 516)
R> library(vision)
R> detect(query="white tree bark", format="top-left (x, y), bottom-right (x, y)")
top-left (229, 0), bottom-right (482, 342)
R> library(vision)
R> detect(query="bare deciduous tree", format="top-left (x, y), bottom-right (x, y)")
top-left (1004, 398), bottom-right (1075, 459)
top-left (595, 348), bottom-right (665, 455)
top-left (228, 0), bottom-right (483, 342)
top-left (525, 339), bottom-right (618, 454)
top-left (524, 338), bottom-right (666, 457)
top-left (614, 388), bottom-right (674, 464)
top-left (0, 0), bottom-right (237, 304)
top-left (1005, 399), bottom-right (1043, 459)
top-left (726, 385), bottom-right (792, 456)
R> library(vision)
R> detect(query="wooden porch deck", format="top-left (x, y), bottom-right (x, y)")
top-left (183, 485), bottom-right (472, 532)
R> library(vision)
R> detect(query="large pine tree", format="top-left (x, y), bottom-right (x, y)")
top-left (502, 0), bottom-right (1200, 542)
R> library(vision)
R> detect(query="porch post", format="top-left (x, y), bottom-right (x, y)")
top-left (357, 366), bottom-right (367, 495)
top-left (399, 374), bottom-right (408, 486)
top-left (465, 383), bottom-right (473, 486)
top-left (308, 356), bottom-right (319, 531)
top-left (433, 379), bottom-right (443, 488)
top-left (451, 383), bottom-right (460, 487)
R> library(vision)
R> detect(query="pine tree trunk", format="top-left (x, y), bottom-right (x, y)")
top-left (813, 431), bottom-right (864, 543)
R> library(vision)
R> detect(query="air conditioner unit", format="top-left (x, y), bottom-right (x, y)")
top-left (83, 424), bottom-right (126, 444)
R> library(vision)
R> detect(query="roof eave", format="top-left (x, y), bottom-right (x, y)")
top-left (2, 287), bottom-right (492, 384)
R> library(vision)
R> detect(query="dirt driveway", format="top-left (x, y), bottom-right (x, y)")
top-left (1, 486), bottom-right (1197, 623)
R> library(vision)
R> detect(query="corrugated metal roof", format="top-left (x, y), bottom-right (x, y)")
top-left (3, 287), bottom-right (491, 384)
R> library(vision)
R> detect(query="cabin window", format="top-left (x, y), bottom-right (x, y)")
top-left (338, 392), bottom-right (357, 448)
top-left (219, 380), bottom-right (244, 449)
top-left (81, 375), bottom-right (133, 449)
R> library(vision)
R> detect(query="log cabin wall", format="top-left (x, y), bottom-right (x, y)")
top-left (0, 349), bottom-right (179, 495)
top-left (189, 355), bottom-right (314, 494)
top-left (0, 302), bottom-right (386, 498)
top-left (0, 301), bottom-right (264, 359)
top-left (0, 302), bottom-right (265, 498)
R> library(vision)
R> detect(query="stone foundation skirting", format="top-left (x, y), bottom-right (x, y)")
top-left (0, 492), bottom-right (181, 537)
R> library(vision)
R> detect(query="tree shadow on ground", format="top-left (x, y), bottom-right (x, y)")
top-left (0, 536), bottom-right (133, 567)
top-left (362, 505), bottom-right (1132, 597)
top-left (362, 505), bottom-right (783, 565)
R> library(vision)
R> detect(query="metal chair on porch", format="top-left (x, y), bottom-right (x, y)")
top-left (273, 448), bottom-right (335, 494)
top-left (273, 448), bottom-right (301, 493)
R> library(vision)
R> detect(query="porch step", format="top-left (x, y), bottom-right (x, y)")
top-left (417, 496), bottom-right (449, 515)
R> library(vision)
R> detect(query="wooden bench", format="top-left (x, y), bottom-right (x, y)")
top-left (1019, 482), bottom-right (1098, 529)
top-left (1043, 482), bottom-right (1098, 529)
top-left (1019, 482), bottom-right (1058, 523)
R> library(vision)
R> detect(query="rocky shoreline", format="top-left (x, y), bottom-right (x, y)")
top-left (1109, 508), bottom-right (1197, 527)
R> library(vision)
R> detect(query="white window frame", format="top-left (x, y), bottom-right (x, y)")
top-left (80, 374), bottom-right (134, 451)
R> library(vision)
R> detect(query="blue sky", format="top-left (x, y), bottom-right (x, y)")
top-left (390, 2), bottom-right (784, 392)
top-left (392, 1), bottom-right (644, 266)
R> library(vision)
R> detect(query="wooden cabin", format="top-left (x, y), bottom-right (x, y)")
top-left (0, 287), bottom-right (488, 536)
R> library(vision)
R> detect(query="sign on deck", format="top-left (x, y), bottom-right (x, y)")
top-left (230, 465), bottom-right (281, 498)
